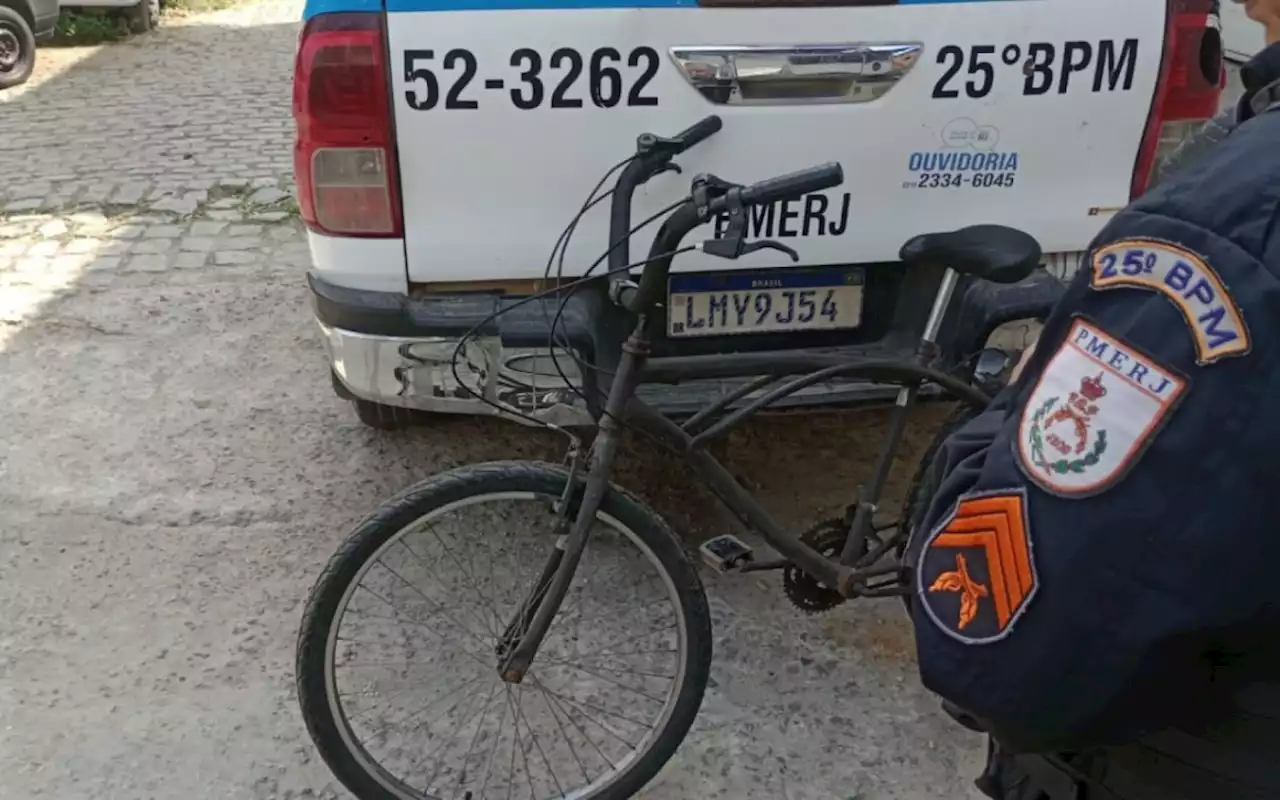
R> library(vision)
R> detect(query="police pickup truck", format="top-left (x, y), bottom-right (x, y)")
top-left (294, 0), bottom-right (1224, 430)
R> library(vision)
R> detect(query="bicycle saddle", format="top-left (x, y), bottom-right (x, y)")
top-left (899, 224), bottom-right (1042, 285)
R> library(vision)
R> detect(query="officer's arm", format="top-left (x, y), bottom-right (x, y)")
top-left (909, 216), bottom-right (1280, 754)
top-left (1150, 108), bottom-right (1236, 190)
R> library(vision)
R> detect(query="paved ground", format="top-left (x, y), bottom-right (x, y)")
top-left (7, 5), bottom-right (1232, 799)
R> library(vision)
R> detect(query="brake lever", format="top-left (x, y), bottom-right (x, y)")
top-left (653, 162), bottom-right (682, 178)
top-left (702, 237), bottom-right (800, 262)
top-left (740, 240), bottom-right (799, 262)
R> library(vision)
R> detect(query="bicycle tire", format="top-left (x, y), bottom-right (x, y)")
top-left (296, 460), bottom-right (713, 800)
top-left (899, 402), bottom-right (985, 561)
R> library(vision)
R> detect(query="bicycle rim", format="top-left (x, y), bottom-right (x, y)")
top-left (322, 490), bottom-right (691, 800)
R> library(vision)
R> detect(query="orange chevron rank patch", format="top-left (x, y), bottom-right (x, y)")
top-left (916, 489), bottom-right (1037, 645)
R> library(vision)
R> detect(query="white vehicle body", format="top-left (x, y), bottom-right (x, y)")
top-left (292, 0), bottom-right (1224, 428)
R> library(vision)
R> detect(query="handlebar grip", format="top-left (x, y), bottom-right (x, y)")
top-left (671, 115), bottom-right (723, 154)
top-left (740, 162), bottom-right (845, 206)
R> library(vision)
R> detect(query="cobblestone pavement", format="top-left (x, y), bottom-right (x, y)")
top-left (0, 0), bottom-right (303, 332)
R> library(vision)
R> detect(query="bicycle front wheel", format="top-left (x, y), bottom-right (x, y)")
top-left (296, 461), bottom-right (712, 800)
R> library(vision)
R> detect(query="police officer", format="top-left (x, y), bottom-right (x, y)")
top-left (906, 4), bottom-right (1280, 798)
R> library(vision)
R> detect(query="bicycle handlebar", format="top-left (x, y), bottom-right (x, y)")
top-left (739, 163), bottom-right (844, 207)
top-left (599, 117), bottom-right (845, 315)
top-left (628, 162), bottom-right (846, 313)
top-left (668, 115), bottom-right (723, 154)
top-left (608, 115), bottom-right (724, 279)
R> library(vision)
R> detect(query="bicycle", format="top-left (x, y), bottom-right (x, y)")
top-left (296, 114), bottom-right (1047, 800)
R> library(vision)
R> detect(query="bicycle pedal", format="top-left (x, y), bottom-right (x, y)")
top-left (699, 534), bottom-right (754, 573)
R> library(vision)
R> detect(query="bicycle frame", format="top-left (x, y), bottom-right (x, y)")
top-left (499, 261), bottom-right (991, 682)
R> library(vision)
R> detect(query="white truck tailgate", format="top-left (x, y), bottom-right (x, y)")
top-left (385, 0), bottom-right (1167, 283)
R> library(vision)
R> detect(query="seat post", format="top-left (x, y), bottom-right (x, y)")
top-left (920, 266), bottom-right (960, 348)
top-left (897, 264), bottom-right (959, 405)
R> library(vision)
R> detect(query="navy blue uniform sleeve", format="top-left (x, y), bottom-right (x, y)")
top-left (907, 112), bottom-right (1280, 755)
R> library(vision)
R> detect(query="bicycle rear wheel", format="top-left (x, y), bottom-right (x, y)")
top-left (296, 461), bottom-right (712, 800)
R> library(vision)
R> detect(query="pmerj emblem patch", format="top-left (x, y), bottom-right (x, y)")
top-left (916, 489), bottom-right (1036, 644)
top-left (1015, 317), bottom-right (1187, 497)
top-left (1090, 239), bottom-right (1249, 364)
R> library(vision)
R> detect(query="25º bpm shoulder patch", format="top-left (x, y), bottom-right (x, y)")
top-left (1015, 317), bottom-right (1188, 498)
top-left (916, 489), bottom-right (1036, 645)
top-left (1090, 239), bottom-right (1249, 364)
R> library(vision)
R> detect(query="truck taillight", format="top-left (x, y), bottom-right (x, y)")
top-left (292, 13), bottom-right (402, 237)
top-left (1132, 0), bottom-right (1224, 197)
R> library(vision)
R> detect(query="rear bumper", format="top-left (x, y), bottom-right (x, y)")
top-left (320, 320), bottom-right (945, 428)
top-left (320, 321), bottom-right (601, 427)
top-left (30, 0), bottom-right (60, 38)
top-left (311, 267), bottom-right (1066, 427)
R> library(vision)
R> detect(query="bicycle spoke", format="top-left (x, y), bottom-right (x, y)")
top-left (532, 680), bottom-right (657, 732)
top-left (549, 606), bottom-right (676, 656)
top-left (504, 685), bottom-right (520, 800)
top-left (343, 673), bottom-right (487, 725)
top-left (532, 673), bottom-right (592, 785)
top-left (450, 679), bottom-right (503, 798)
top-left (576, 597), bottom-right (673, 630)
top-left (529, 673), bottom-right (617, 772)
top-left (536, 652), bottom-right (675, 681)
top-left (351, 583), bottom-right (490, 664)
top-left (531, 681), bottom-right (641, 750)
top-left (575, 645), bottom-right (678, 661)
top-left (372, 557), bottom-right (495, 654)
top-left (418, 672), bottom-right (495, 792)
top-left (477, 686), bottom-right (512, 797)
top-left (399, 532), bottom-right (499, 640)
top-left (318, 487), bottom-right (694, 800)
top-left (422, 519), bottom-right (508, 639)
top-left (512, 683), bottom-right (566, 799)
top-left (397, 535), bottom-right (500, 643)
top-left (504, 686), bottom-right (539, 800)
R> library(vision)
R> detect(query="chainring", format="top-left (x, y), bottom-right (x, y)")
top-left (782, 517), bottom-right (865, 615)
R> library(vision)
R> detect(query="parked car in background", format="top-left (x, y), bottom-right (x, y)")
top-left (0, 0), bottom-right (57, 90)
top-left (61, 0), bottom-right (157, 34)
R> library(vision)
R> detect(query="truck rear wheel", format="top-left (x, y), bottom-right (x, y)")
top-left (0, 7), bottom-right (35, 91)
top-left (330, 370), bottom-right (433, 430)
top-left (351, 399), bottom-right (433, 431)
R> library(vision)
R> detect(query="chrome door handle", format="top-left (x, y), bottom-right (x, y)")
top-left (670, 43), bottom-right (922, 105)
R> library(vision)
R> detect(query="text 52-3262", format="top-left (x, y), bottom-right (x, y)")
top-left (403, 47), bottom-right (661, 111)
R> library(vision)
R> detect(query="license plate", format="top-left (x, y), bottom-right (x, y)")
top-left (667, 267), bottom-right (864, 338)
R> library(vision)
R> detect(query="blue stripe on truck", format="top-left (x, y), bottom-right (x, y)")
top-left (304, 0), bottom-right (382, 18)
top-left (305, 0), bottom-right (1023, 20)
top-left (384, 0), bottom-right (694, 10)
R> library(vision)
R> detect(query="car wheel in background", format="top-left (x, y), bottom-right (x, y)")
top-left (0, 6), bottom-right (35, 90)
top-left (330, 370), bottom-right (433, 431)
top-left (124, 0), bottom-right (160, 33)
top-left (351, 399), bottom-right (434, 431)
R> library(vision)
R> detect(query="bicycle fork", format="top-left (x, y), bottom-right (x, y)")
top-left (497, 321), bottom-right (651, 684)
